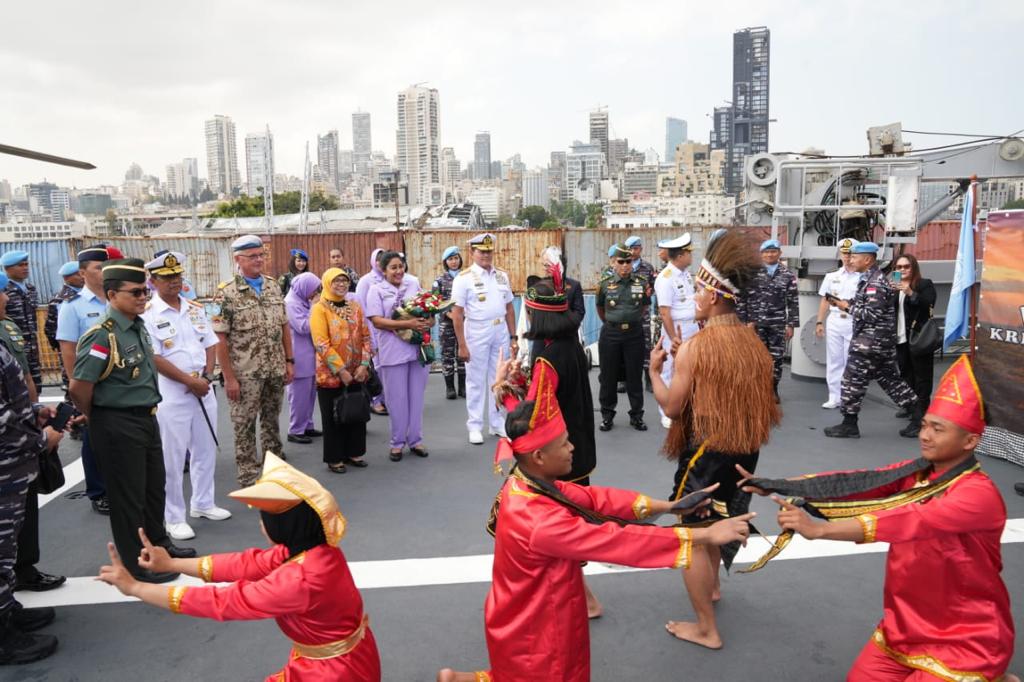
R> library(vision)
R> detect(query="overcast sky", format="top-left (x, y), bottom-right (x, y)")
top-left (3, 0), bottom-right (1022, 188)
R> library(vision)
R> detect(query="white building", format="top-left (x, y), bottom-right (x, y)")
top-left (395, 85), bottom-right (441, 205)
top-left (205, 115), bottom-right (240, 195)
top-left (605, 194), bottom-right (736, 228)
top-left (244, 130), bottom-right (275, 197)
top-left (0, 220), bottom-right (83, 242)
top-left (352, 111), bottom-right (372, 177)
top-left (522, 168), bottom-right (550, 210)
top-left (466, 187), bottom-right (501, 221)
top-left (566, 140), bottom-right (605, 204)
top-left (317, 130), bottom-right (340, 193)
top-left (165, 158), bottom-right (199, 201)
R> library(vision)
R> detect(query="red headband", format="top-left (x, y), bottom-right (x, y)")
top-left (495, 360), bottom-right (566, 466)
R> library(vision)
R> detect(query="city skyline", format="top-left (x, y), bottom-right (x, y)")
top-left (3, 1), bottom-right (1023, 188)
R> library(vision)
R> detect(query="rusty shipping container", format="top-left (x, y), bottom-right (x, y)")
top-left (264, 232), bottom-right (403, 281)
top-left (404, 229), bottom-right (565, 292)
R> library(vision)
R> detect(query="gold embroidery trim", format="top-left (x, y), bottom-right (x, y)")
top-left (474, 672), bottom-right (492, 682)
top-left (857, 514), bottom-right (878, 544)
top-left (673, 527), bottom-right (692, 569)
top-left (291, 614), bottom-right (369, 660)
top-left (673, 441), bottom-right (708, 501)
top-left (871, 629), bottom-right (999, 682)
top-left (168, 585), bottom-right (187, 614)
top-left (632, 494), bottom-right (652, 520)
top-left (197, 555), bottom-right (214, 582)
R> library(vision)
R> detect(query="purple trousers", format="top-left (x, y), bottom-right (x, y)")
top-left (287, 375), bottom-right (317, 436)
top-left (378, 361), bottom-right (429, 449)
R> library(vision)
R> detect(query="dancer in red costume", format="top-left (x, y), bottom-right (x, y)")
top-left (98, 452), bottom-right (381, 681)
top-left (741, 356), bottom-right (1017, 682)
top-left (437, 373), bottom-right (756, 682)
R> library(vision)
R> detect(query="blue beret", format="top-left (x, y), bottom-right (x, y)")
top-left (442, 246), bottom-right (460, 261)
top-left (851, 241), bottom-right (879, 255)
top-left (624, 236), bottom-right (641, 248)
top-left (290, 248), bottom-right (309, 260)
top-left (760, 239), bottom-right (781, 251)
top-left (231, 235), bottom-right (263, 252)
top-left (0, 273), bottom-right (7, 289)
top-left (59, 261), bottom-right (80, 277)
top-left (0, 250), bottom-right (29, 267)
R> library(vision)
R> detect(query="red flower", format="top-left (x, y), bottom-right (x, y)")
top-left (423, 332), bottom-right (431, 343)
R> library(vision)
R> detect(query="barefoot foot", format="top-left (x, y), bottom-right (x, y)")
top-left (584, 579), bottom-right (603, 619)
top-left (437, 669), bottom-right (455, 682)
top-left (711, 590), bottom-right (722, 603)
top-left (665, 620), bottom-right (723, 650)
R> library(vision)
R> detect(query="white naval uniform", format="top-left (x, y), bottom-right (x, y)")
top-left (451, 263), bottom-right (514, 434)
top-left (142, 295), bottom-right (219, 524)
top-left (654, 262), bottom-right (699, 420)
top-left (818, 266), bottom-right (862, 404)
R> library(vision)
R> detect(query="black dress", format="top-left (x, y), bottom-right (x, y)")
top-left (895, 278), bottom-right (936, 409)
top-left (536, 337), bottom-right (596, 485)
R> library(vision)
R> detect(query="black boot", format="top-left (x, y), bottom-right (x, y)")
top-left (444, 375), bottom-right (457, 400)
top-left (824, 414), bottom-right (860, 438)
top-left (457, 372), bottom-right (466, 398)
top-left (899, 401), bottom-right (925, 438)
top-left (0, 610), bottom-right (58, 665)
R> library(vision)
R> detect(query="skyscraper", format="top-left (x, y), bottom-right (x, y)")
top-left (352, 111), bottom-right (372, 177)
top-left (710, 106), bottom-right (732, 151)
top-left (244, 130), bottom-right (275, 197)
top-left (566, 140), bottom-right (605, 203)
top-left (522, 168), bottom-right (550, 210)
top-left (474, 132), bottom-right (492, 180)
top-left (204, 115), bottom-right (240, 196)
top-left (317, 130), bottom-right (340, 192)
top-left (588, 109), bottom-right (609, 176)
top-left (165, 158), bottom-right (199, 201)
top-left (726, 26), bottom-right (770, 195)
top-left (396, 85), bottom-right (441, 205)
top-left (665, 118), bottom-right (687, 164)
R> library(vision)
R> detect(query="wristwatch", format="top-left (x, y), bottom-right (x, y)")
top-left (285, 358), bottom-right (295, 364)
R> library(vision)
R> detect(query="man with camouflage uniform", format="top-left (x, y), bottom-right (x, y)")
top-left (0, 344), bottom-right (64, 665)
top-left (596, 243), bottom-right (651, 432)
top-left (43, 262), bottom-right (83, 390)
top-left (737, 239), bottom-right (799, 400)
top-left (212, 235), bottom-right (294, 486)
top-left (1, 252), bottom-right (42, 391)
top-left (625, 236), bottom-right (657, 392)
top-left (432, 245), bottom-right (465, 400)
top-left (824, 242), bottom-right (921, 439)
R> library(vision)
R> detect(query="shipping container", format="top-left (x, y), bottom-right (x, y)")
top-left (1, 239), bottom-right (76, 302)
top-left (264, 232), bottom-right (403, 282)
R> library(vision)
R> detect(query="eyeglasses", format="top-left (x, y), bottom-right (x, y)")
top-left (894, 264), bottom-right (911, 270)
top-left (238, 253), bottom-right (265, 260)
top-left (615, 259), bottom-right (632, 264)
top-left (117, 287), bottom-right (151, 298)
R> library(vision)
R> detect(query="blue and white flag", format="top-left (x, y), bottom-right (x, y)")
top-left (942, 183), bottom-right (977, 350)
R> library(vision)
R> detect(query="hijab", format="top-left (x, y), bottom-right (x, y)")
top-left (320, 267), bottom-right (350, 303)
top-left (284, 272), bottom-right (320, 313)
top-left (260, 503), bottom-right (327, 558)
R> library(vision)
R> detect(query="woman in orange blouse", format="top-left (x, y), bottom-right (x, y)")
top-left (310, 268), bottom-right (372, 473)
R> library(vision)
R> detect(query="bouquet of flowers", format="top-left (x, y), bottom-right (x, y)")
top-left (393, 291), bottom-right (455, 365)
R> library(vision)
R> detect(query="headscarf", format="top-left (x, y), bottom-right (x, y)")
top-left (284, 272), bottom-right (320, 318)
top-left (369, 248), bottom-right (384, 276)
top-left (320, 267), bottom-right (351, 303)
top-left (260, 502), bottom-right (328, 558)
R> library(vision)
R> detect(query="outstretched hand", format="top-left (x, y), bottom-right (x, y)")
top-left (707, 512), bottom-right (755, 547)
top-left (773, 495), bottom-right (823, 540)
top-left (97, 542), bottom-right (139, 596)
top-left (736, 464), bottom-right (768, 496)
top-left (649, 337), bottom-right (668, 375)
top-left (137, 528), bottom-right (173, 574)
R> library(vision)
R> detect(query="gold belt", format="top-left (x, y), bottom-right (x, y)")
top-left (291, 614), bottom-right (369, 660)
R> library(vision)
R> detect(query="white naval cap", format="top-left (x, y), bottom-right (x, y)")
top-left (231, 234), bottom-right (263, 252)
top-left (468, 233), bottom-right (496, 251)
top-left (656, 233), bottom-right (693, 250)
top-left (145, 251), bottom-right (186, 276)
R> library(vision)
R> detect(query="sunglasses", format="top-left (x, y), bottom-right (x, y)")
top-left (117, 287), bottom-right (151, 298)
top-left (615, 259), bottom-right (632, 264)
top-left (894, 264), bottom-right (911, 269)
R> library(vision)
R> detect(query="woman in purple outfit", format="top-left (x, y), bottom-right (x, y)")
top-left (365, 251), bottom-right (431, 462)
top-left (356, 249), bottom-right (388, 416)
top-left (284, 272), bottom-right (322, 445)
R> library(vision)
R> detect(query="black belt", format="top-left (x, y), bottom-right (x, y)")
top-left (93, 405), bottom-right (158, 416)
top-left (604, 321), bottom-right (639, 331)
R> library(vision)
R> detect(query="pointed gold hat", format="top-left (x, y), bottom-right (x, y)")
top-left (229, 452), bottom-right (347, 546)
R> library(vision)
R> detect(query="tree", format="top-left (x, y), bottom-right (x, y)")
top-left (496, 213), bottom-right (516, 227)
top-left (550, 199), bottom-right (586, 227)
top-left (517, 205), bottom-right (549, 229)
top-left (211, 190), bottom-right (340, 218)
top-left (539, 217), bottom-right (562, 229)
top-left (585, 203), bottom-right (604, 229)
top-left (1001, 199), bottom-right (1024, 210)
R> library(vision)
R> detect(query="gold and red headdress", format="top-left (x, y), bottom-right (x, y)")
top-left (495, 360), bottom-right (566, 467)
top-left (926, 355), bottom-right (986, 434)
top-left (525, 247), bottom-right (569, 313)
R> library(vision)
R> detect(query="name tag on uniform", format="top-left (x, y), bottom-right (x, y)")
top-left (631, 285), bottom-right (644, 294)
top-left (157, 321), bottom-right (171, 329)
top-left (125, 344), bottom-right (138, 354)
top-left (87, 312), bottom-right (100, 317)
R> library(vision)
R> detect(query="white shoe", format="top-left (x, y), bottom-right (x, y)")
top-left (469, 430), bottom-right (484, 445)
top-left (821, 400), bottom-right (840, 409)
top-left (661, 416), bottom-right (672, 429)
top-left (190, 506), bottom-right (232, 521)
top-left (166, 522), bottom-right (195, 541)
top-left (488, 428), bottom-right (507, 438)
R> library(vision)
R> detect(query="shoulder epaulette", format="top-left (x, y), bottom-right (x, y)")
top-left (218, 280), bottom-right (231, 289)
top-left (185, 298), bottom-right (203, 308)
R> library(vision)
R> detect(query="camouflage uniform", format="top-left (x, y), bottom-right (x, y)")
top-left (632, 258), bottom-right (657, 376)
top-left (840, 266), bottom-right (918, 416)
top-left (0, 345), bottom-right (46, 616)
top-left (431, 271), bottom-right (465, 380)
top-left (3, 280), bottom-right (41, 390)
top-left (737, 263), bottom-right (800, 390)
top-left (44, 284), bottom-right (80, 388)
top-left (211, 275), bottom-right (287, 486)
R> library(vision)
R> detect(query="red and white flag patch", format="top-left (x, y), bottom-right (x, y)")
top-left (865, 287), bottom-right (877, 296)
top-left (89, 344), bottom-right (109, 361)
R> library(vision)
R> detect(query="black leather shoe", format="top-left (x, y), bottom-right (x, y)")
top-left (824, 422), bottom-right (860, 438)
top-left (14, 572), bottom-right (66, 593)
top-left (10, 606), bottom-right (55, 633)
top-left (303, 429), bottom-right (323, 438)
top-left (346, 457), bottom-right (368, 468)
top-left (1015, 482), bottom-right (1024, 497)
top-left (91, 497), bottom-right (110, 515)
top-left (134, 570), bottom-right (180, 584)
top-left (165, 544), bottom-right (197, 559)
top-left (287, 434), bottom-right (312, 444)
top-left (899, 421), bottom-right (921, 438)
top-left (630, 418), bottom-right (648, 432)
top-left (599, 419), bottom-right (613, 432)
top-left (410, 446), bottom-right (429, 458)
top-left (894, 407), bottom-right (911, 419)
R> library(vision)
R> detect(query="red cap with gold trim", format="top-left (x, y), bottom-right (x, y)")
top-left (495, 360), bottom-right (566, 466)
top-left (926, 355), bottom-right (985, 434)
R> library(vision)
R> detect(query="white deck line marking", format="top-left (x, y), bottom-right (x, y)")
top-left (17, 519), bottom-right (1024, 609)
top-left (38, 458), bottom-right (85, 508)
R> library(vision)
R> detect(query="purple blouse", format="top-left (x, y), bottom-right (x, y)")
top-left (365, 278), bottom-right (421, 367)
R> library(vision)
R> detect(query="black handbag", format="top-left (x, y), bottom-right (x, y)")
top-left (365, 365), bottom-right (383, 398)
top-left (333, 385), bottom-right (371, 425)
top-left (36, 448), bottom-right (65, 495)
top-left (909, 317), bottom-right (941, 356)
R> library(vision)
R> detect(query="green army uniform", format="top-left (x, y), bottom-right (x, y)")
top-left (211, 274), bottom-right (287, 486)
top-left (74, 301), bottom-right (173, 577)
top-left (0, 320), bottom-right (31, 378)
top-left (596, 262), bottom-right (651, 430)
